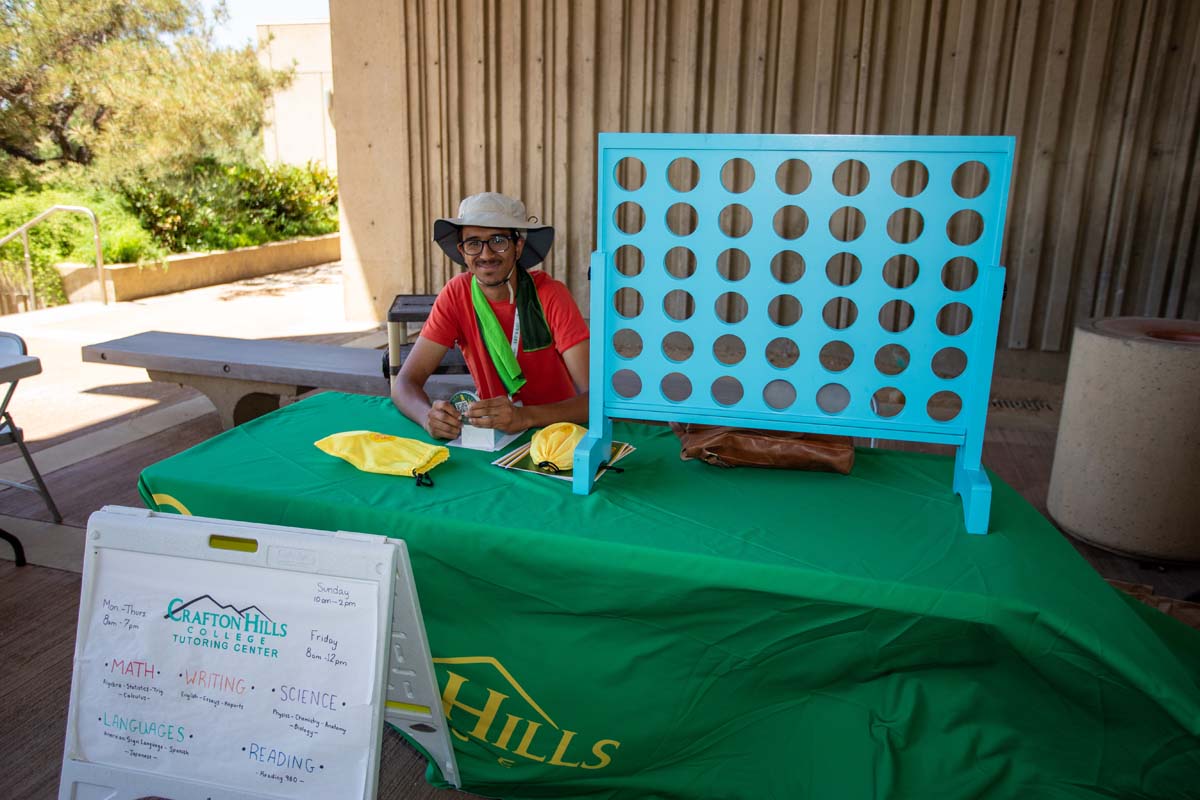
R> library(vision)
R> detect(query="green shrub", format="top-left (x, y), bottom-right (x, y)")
top-left (0, 188), bottom-right (167, 307)
top-left (104, 223), bottom-right (161, 265)
top-left (0, 159), bottom-right (338, 309)
top-left (119, 159), bottom-right (338, 253)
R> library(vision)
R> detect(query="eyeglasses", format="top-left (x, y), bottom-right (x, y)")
top-left (459, 234), bottom-right (516, 256)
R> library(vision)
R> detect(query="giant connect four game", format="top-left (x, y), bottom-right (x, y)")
top-left (571, 133), bottom-right (1015, 534)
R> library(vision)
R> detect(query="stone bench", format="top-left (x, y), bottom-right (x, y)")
top-left (83, 331), bottom-right (472, 428)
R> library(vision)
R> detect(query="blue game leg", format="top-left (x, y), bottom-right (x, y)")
top-left (573, 416), bottom-right (612, 495)
top-left (574, 247), bottom-right (612, 496)
top-left (953, 443), bottom-right (992, 534)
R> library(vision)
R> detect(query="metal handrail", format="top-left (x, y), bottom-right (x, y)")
top-left (0, 205), bottom-right (106, 306)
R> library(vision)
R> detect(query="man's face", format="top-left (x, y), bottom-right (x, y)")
top-left (459, 225), bottom-right (525, 287)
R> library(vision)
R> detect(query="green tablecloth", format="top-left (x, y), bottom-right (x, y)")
top-left (139, 392), bottom-right (1200, 800)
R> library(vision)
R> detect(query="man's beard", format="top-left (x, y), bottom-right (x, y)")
top-left (477, 263), bottom-right (515, 287)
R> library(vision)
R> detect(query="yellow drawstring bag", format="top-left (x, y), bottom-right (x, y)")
top-left (530, 422), bottom-right (586, 472)
top-left (315, 431), bottom-right (449, 485)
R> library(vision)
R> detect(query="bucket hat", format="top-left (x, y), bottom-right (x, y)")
top-left (433, 192), bottom-right (555, 268)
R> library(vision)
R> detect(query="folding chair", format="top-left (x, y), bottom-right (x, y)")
top-left (0, 332), bottom-right (62, 527)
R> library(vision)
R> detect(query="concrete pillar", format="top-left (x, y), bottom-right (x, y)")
top-left (329, 0), bottom-right (411, 323)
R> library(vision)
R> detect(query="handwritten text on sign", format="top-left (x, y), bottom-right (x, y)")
top-left (75, 548), bottom-right (379, 798)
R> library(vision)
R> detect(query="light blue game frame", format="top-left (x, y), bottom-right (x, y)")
top-left (572, 133), bottom-right (1014, 534)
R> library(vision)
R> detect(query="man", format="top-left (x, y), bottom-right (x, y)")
top-left (392, 192), bottom-right (590, 440)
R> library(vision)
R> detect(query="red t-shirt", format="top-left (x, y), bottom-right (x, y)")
top-left (421, 270), bottom-right (589, 405)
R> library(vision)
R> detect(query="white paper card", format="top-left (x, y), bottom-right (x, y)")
top-left (447, 425), bottom-right (522, 451)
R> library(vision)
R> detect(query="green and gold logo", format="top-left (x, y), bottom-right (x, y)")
top-left (163, 594), bottom-right (288, 659)
top-left (434, 656), bottom-right (620, 770)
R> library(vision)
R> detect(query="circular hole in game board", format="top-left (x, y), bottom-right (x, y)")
top-left (717, 248), bottom-right (750, 281)
top-left (711, 376), bottom-right (744, 405)
top-left (771, 250), bottom-right (806, 283)
top-left (614, 202), bottom-right (645, 234)
top-left (878, 300), bottom-right (915, 333)
top-left (874, 343), bottom-right (910, 375)
top-left (833, 159), bottom-right (869, 196)
top-left (768, 294), bottom-right (802, 326)
top-left (927, 390), bottom-right (963, 422)
top-left (664, 246), bottom-right (697, 279)
top-left (883, 254), bottom-right (919, 289)
top-left (764, 379), bottom-right (797, 410)
top-left (614, 157), bottom-right (646, 191)
top-left (667, 157), bottom-right (700, 192)
top-left (715, 291), bottom-right (749, 323)
top-left (773, 205), bottom-right (808, 239)
top-left (891, 160), bottom-right (929, 197)
top-left (720, 158), bottom-right (755, 193)
top-left (819, 340), bottom-right (854, 372)
top-left (662, 331), bottom-right (695, 362)
top-left (871, 387), bottom-right (906, 417)
top-left (663, 289), bottom-right (695, 320)
top-left (931, 347), bottom-right (968, 378)
top-left (666, 203), bottom-right (698, 236)
top-left (613, 287), bottom-right (643, 318)
top-left (816, 383), bottom-right (851, 413)
top-left (776, 159), bottom-right (813, 194)
top-left (829, 206), bottom-right (866, 241)
top-left (765, 337), bottom-right (799, 368)
top-left (661, 372), bottom-right (692, 402)
top-left (612, 328), bottom-right (643, 358)
top-left (887, 208), bottom-right (924, 243)
top-left (613, 245), bottom-right (643, 276)
top-left (825, 252), bottom-right (863, 286)
top-left (937, 303), bottom-right (973, 336)
top-left (822, 297), bottom-right (858, 329)
top-left (713, 333), bottom-right (746, 365)
top-left (946, 210), bottom-right (984, 245)
top-left (612, 369), bottom-right (641, 398)
top-left (719, 204), bottom-right (753, 238)
top-left (951, 161), bottom-right (990, 199)
top-left (941, 256), bottom-right (978, 290)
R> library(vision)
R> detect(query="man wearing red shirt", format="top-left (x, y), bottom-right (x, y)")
top-left (392, 193), bottom-right (590, 440)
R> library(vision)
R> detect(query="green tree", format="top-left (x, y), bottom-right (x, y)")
top-left (0, 0), bottom-right (288, 179)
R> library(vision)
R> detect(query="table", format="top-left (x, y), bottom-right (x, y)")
top-left (138, 392), bottom-right (1200, 800)
top-left (0, 351), bottom-right (42, 565)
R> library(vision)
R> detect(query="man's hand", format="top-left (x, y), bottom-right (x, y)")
top-left (425, 399), bottom-right (463, 440)
top-left (466, 396), bottom-right (528, 434)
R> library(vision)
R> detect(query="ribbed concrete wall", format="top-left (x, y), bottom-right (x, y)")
top-left (331, 0), bottom-right (1200, 350)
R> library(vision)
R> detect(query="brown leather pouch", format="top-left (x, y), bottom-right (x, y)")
top-left (669, 423), bottom-right (855, 475)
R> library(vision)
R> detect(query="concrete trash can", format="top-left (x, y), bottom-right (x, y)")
top-left (1047, 317), bottom-right (1200, 561)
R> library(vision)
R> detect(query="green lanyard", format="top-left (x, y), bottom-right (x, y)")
top-left (471, 276), bottom-right (526, 396)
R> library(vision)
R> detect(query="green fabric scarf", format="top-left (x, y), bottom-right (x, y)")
top-left (471, 268), bottom-right (553, 396)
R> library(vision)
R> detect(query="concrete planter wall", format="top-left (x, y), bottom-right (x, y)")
top-left (55, 233), bottom-right (340, 303)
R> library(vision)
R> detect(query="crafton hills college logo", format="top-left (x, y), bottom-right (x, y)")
top-left (434, 656), bottom-right (620, 770)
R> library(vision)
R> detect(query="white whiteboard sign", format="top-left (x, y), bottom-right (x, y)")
top-left (59, 506), bottom-right (455, 800)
